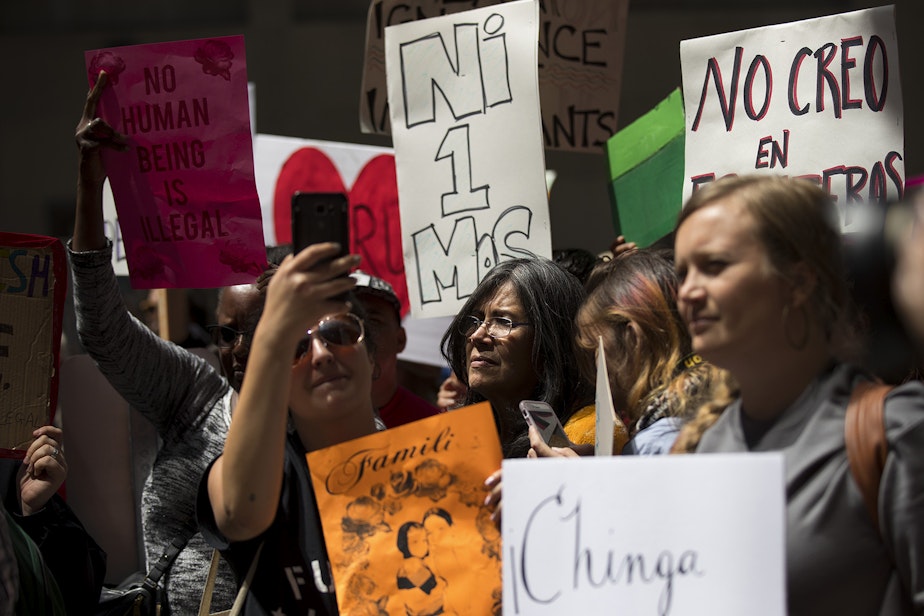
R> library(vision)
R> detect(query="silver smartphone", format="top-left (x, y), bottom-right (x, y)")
top-left (519, 400), bottom-right (571, 448)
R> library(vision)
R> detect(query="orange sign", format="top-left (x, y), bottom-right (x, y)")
top-left (307, 402), bottom-right (502, 615)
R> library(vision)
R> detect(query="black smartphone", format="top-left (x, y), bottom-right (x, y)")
top-left (291, 192), bottom-right (350, 299)
top-left (291, 192), bottom-right (350, 256)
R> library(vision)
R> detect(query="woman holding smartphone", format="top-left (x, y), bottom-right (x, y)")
top-left (440, 258), bottom-right (624, 459)
top-left (198, 243), bottom-right (379, 614)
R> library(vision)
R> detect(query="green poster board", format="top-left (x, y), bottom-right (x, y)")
top-left (606, 89), bottom-right (684, 247)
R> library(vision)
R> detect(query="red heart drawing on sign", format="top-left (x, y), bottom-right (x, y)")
top-left (272, 148), bottom-right (409, 317)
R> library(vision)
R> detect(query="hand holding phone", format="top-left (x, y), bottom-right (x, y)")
top-left (291, 192), bottom-right (350, 299)
top-left (519, 400), bottom-right (571, 448)
top-left (291, 192), bottom-right (349, 256)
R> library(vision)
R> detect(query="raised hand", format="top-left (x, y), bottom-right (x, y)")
top-left (17, 426), bottom-right (67, 516)
top-left (75, 70), bottom-right (128, 186)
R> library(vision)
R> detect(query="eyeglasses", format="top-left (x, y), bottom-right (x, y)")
top-left (293, 313), bottom-right (365, 364)
top-left (458, 315), bottom-right (530, 339)
top-left (207, 325), bottom-right (255, 349)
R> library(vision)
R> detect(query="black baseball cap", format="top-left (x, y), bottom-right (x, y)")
top-left (350, 271), bottom-right (402, 321)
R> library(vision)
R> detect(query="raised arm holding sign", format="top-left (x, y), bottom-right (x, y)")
top-left (84, 35), bottom-right (265, 288)
top-left (67, 70), bottom-right (265, 612)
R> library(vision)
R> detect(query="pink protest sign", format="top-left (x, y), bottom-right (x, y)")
top-left (85, 35), bottom-right (266, 289)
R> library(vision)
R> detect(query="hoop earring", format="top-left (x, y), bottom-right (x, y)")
top-left (782, 304), bottom-right (810, 350)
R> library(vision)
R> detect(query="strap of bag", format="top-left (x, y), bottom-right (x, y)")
top-left (142, 530), bottom-right (195, 592)
top-left (200, 543), bottom-right (263, 616)
top-left (844, 380), bottom-right (892, 533)
top-left (197, 549), bottom-right (222, 616)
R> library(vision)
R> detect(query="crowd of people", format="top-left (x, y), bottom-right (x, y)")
top-left (4, 61), bottom-right (924, 615)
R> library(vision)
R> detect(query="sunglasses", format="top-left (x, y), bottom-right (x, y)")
top-left (293, 313), bottom-right (365, 364)
top-left (206, 325), bottom-right (255, 349)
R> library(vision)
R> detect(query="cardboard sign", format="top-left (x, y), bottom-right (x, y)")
top-left (535, 0), bottom-right (628, 151)
top-left (361, 0), bottom-right (629, 153)
top-left (386, 0), bottom-right (552, 318)
top-left (594, 336), bottom-right (618, 456)
top-left (101, 178), bottom-right (130, 277)
top-left (0, 234), bottom-right (67, 455)
top-left (502, 454), bottom-right (786, 615)
top-left (307, 402), bottom-right (502, 615)
top-left (607, 89), bottom-right (685, 247)
top-left (85, 35), bottom-right (266, 289)
top-left (681, 6), bottom-right (903, 228)
top-left (399, 315), bottom-right (453, 367)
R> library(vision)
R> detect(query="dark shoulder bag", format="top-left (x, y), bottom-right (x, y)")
top-left (94, 532), bottom-right (191, 616)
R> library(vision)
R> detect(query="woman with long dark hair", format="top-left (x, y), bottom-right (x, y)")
top-left (441, 258), bottom-right (594, 458)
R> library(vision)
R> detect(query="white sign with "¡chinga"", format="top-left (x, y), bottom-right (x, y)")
top-left (502, 453), bottom-right (786, 616)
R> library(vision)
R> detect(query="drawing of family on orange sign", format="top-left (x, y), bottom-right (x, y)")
top-left (396, 508), bottom-right (459, 616)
